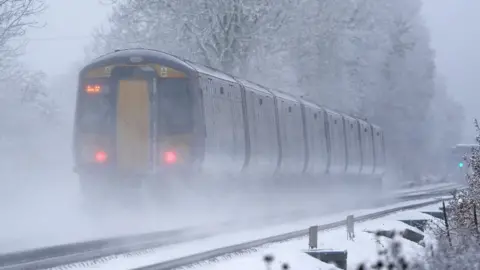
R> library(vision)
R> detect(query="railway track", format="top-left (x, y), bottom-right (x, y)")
top-left (0, 185), bottom-right (461, 270)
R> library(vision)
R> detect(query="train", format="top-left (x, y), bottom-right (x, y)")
top-left (73, 48), bottom-right (386, 203)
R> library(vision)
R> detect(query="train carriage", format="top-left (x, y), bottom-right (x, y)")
top-left (235, 78), bottom-right (279, 177)
top-left (73, 48), bottom-right (386, 203)
top-left (299, 99), bottom-right (329, 176)
top-left (271, 90), bottom-right (306, 175)
top-left (343, 115), bottom-right (362, 175)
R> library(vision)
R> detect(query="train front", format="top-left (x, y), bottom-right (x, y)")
top-left (72, 51), bottom-right (200, 202)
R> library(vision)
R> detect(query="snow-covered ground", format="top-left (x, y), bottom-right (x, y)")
top-left (391, 182), bottom-right (463, 196)
top-left (185, 203), bottom-right (445, 270)
top-left (55, 198), bottom-right (448, 270)
top-left (0, 173), bottom-right (459, 255)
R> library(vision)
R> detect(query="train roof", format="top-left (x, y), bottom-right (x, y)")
top-left (342, 114), bottom-right (357, 121)
top-left (299, 98), bottom-right (322, 110)
top-left (234, 78), bottom-right (274, 96)
top-left (357, 118), bottom-right (371, 127)
top-left (84, 48), bottom-right (196, 75)
top-left (270, 88), bottom-right (300, 103)
top-left (184, 59), bottom-right (236, 82)
top-left (323, 107), bottom-right (343, 117)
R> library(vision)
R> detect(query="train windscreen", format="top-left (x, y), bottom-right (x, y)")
top-left (76, 81), bottom-right (113, 133)
top-left (157, 78), bottom-right (193, 135)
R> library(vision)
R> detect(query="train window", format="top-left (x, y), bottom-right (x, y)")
top-left (220, 87), bottom-right (224, 94)
top-left (365, 128), bottom-right (368, 132)
top-left (351, 123), bottom-right (353, 128)
top-left (314, 113), bottom-right (317, 119)
top-left (259, 98), bottom-right (263, 105)
top-left (334, 119), bottom-right (337, 124)
top-left (288, 106), bottom-right (292, 112)
top-left (377, 132), bottom-right (380, 136)
top-left (157, 79), bottom-right (193, 135)
top-left (77, 82), bottom-right (113, 132)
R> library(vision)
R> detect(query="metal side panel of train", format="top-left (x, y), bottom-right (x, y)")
top-left (358, 119), bottom-right (375, 175)
top-left (299, 99), bottom-right (329, 176)
top-left (271, 90), bottom-right (306, 175)
top-left (74, 49), bottom-right (205, 177)
top-left (324, 109), bottom-right (347, 175)
top-left (235, 78), bottom-right (279, 177)
top-left (343, 115), bottom-right (362, 175)
top-left (186, 61), bottom-right (247, 175)
top-left (371, 124), bottom-right (386, 176)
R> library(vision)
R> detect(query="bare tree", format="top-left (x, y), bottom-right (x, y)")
top-left (0, 0), bottom-right (46, 78)
top-left (94, 0), bottom-right (296, 76)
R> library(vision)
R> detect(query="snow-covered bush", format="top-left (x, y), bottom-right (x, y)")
top-left (444, 119), bottom-right (480, 234)
top-left (355, 120), bottom-right (480, 269)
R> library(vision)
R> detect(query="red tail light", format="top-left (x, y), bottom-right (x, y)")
top-left (95, 151), bottom-right (108, 163)
top-left (163, 151), bottom-right (177, 164)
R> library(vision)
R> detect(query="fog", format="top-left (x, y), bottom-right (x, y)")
top-left (0, 0), bottom-right (475, 255)
top-left (421, 0), bottom-right (480, 142)
top-left (21, 0), bottom-right (110, 76)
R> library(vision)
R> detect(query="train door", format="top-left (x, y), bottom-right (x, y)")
top-left (116, 80), bottom-right (150, 172)
top-left (111, 66), bottom-right (156, 173)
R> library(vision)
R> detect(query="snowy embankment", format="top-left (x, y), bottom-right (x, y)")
top-left (56, 198), bottom-right (447, 270)
top-left (188, 203), bottom-right (445, 270)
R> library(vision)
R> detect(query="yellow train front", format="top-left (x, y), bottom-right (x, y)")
top-left (73, 50), bottom-right (204, 202)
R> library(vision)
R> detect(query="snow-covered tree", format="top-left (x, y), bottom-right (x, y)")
top-left (366, 0), bottom-right (437, 181)
top-left (447, 120), bottom-right (480, 230)
top-left (408, 121), bottom-right (480, 270)
top-left (424, 76), bottom-right (465, 174)
top-left (0, 0), bottom-right (46, 78)
top-left (93, 0), bottom-right (297, 77)
top-left (0, 1), bottom-right (66, 174)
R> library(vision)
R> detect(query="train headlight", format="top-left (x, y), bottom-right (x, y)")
top-left (458, 162), bottom-right (464, 168)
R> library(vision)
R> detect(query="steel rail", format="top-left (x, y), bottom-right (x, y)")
top-left (0, 227), bottom-right (219, 270)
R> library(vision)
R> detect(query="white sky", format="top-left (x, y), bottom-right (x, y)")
top-left (421, 0), bottom-right (480, 141)
top-left (21, 0), bottom-right (110, 75)
top-left (20, 0), bottom-right (480, 142)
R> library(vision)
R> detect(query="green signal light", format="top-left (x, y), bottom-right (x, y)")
top-left (458, 162), bottom-right (464, 168)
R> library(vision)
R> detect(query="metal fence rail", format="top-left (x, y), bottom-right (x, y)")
top-left (133, 198), bottom-right (448, 270)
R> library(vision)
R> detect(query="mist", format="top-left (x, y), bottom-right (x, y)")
top-left (0, 0), bottom-right (474, 256)
top-left (421, 0), bottom-right (480, 142)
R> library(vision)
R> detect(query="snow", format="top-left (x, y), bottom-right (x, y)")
top-left (391, 182), bottom-right (463, 196)
top-left (185, 248), bottom-right (340, 270)
top-left (0, 180), bottom-right (455, 255)
top-left (56, 199), bottom-right (448, 270)
top-left (188, 204), bottom-right (445, 270)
